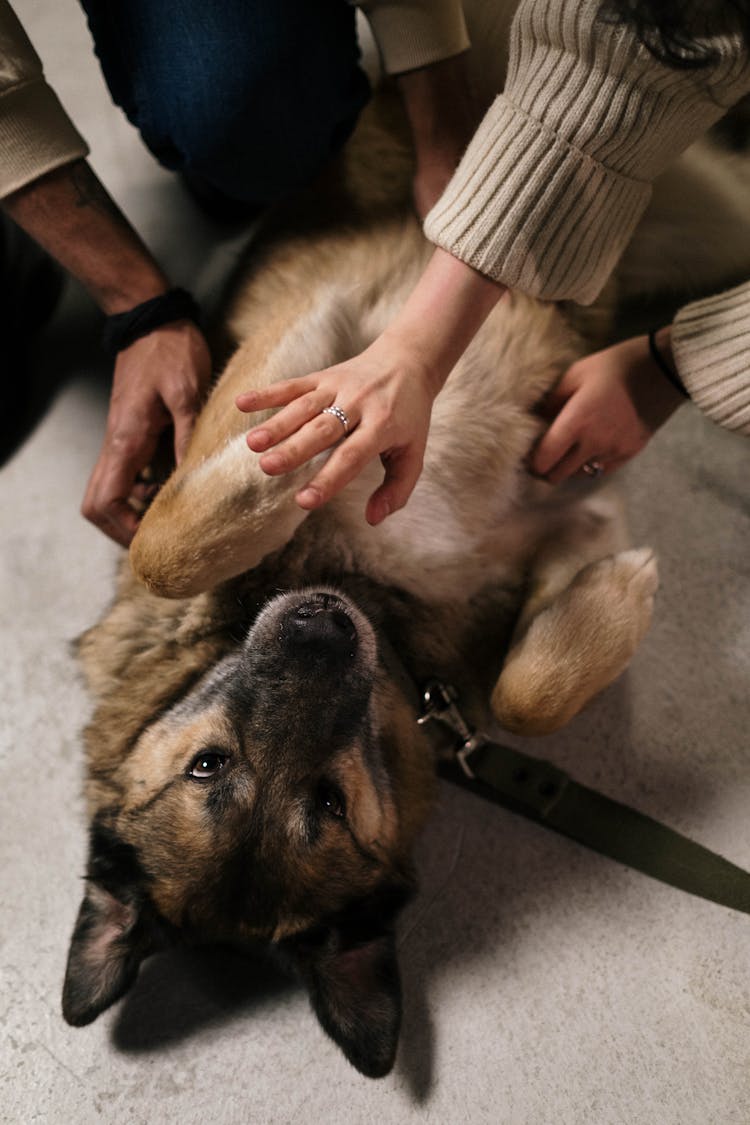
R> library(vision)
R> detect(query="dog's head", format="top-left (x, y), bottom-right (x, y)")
top-left (63, 587), bottom-right (434, 1077)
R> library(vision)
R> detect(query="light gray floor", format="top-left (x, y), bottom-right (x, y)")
top-left (2, 3), bottom-right (750, 1123)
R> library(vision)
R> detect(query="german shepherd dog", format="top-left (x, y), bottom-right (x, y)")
top-left (61, 95), bottom-right (667, 1076)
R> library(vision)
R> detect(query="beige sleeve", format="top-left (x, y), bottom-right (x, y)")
top-left (672, 281), bottom-right (750, 435)
top-left (424, 0), bottom-right (750, 304)
top-left (354, 0), bottom-right (469, 75)
top-left (0, 0), bottom-right (88, 199)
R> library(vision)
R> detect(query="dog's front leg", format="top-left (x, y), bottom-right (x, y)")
top-left (130, 304), bottom-right (332, 598)
top-left (491, 492), bottom-right (658, 735)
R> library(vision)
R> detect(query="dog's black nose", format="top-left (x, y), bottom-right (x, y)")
top-left (286, 602), bottom-right (357, 653)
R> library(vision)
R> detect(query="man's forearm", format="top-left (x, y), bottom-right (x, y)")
top-left (2, 159), bottom-right (169, 313)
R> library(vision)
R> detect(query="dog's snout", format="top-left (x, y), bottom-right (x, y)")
top-left (287, 603), bottom-right (357, 653)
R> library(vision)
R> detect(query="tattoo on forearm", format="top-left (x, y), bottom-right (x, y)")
top-left (69, 160), bottom-right (126, 224)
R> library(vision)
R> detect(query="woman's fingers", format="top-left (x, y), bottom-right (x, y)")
top-left (293, 428), bottom-right (387, 510)
top-left (366, 445), bottom-right (425, 524)
top-left (542, 444), bottom-right (586, 484)
top-left (257, 406), bottom-right (355, 474)
top-left (529, 404), bottom-right (581, 478)
top-left (239, 375), bottom-right (360, 458)
top-left (236, 375), bottom-right (320, 417)
top-left (246, 388), bottom-right (335, 452)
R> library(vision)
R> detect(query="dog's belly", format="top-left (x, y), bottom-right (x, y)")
top-left (334, 480), bottom-right (536, 604)
top-left (325, 292), bottom-right (585, 605)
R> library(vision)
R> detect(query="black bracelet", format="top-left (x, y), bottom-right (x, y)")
top-left (101, 287), bottom-right (201, 356)
top-left (648, 328), bottom-right (689, 398)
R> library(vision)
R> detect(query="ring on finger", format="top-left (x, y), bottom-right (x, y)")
top-left (582, 459), bottom-right (605, 478)
top-left (321, 405), bottom-right (350, 435)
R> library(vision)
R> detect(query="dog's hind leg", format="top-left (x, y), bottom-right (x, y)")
top-left (490, 491), bottom-right (658, 735)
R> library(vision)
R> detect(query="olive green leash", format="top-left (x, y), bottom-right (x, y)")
top-left (418, 681), bottom-right (750, 915)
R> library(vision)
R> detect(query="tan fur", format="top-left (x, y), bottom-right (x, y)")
top-left (105, 98), bottom-right (660, 951)
top-left (65, 87), bottom-right (750, 1073)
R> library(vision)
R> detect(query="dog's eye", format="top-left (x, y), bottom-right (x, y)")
top-left (317, 782), bottom-right (346, 820)
top-left (188, 750), bottom-right (228, 780)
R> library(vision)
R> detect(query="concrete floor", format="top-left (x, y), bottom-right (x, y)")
top-left (2, 3), bottom-right (750, 1123)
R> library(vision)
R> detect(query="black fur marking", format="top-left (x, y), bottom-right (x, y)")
top-left (62, 821), bottom-right (173, 1027)
top-left (125, 778), bottom-right (179, 818)
top-left (87, 819), bottom-right (150, 896)
top-left (278, 878), bottom-right (415, 1077)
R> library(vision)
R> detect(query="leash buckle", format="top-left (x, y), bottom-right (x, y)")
top-left (417, 680), bottom-right (486, 779)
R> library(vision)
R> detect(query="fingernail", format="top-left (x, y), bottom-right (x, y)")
top-left (259, 452), bottom-right (284, 472)
top-left (296, 486), bottom-right (321, 508)
top-left (248, 429), bottom-right (271, 451)
top-left (367, 500), bottom-right (390, 525)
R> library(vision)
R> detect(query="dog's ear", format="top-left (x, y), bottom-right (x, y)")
top-left (62, 822), bottom-right (161, 1027)
top-left (286, 880), bottom-right (413, 1078)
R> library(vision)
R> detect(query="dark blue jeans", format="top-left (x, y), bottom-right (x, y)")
top-left (79, 0), bottom-right (371, 207)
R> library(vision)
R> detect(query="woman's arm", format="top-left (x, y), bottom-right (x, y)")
top-left (237, 247), bottom-right (504, 524)
top-left (531, 279), bottom-right (750, 482)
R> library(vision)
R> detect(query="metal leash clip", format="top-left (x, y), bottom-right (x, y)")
top-left (416, 680), bottom-right (488, 779)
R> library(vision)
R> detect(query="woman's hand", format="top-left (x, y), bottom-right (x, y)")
top-left (82, 321), bottom-right (212, 546)
top-left (237, 248), bottom-right (505, 522)
top-left (530, 329), bottom-right (686, 483)
top-left (238, 331), bottom-right (437, 526)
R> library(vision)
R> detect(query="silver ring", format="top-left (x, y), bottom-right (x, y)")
top-left (321, 405), bottom-right (350, 434)
top-left (582, 460), bottom-right (605, 478)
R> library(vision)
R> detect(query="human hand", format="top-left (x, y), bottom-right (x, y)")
top-left (237, 330), bottom-right (439, 526)
top-left (237, 248), bottom-right (503, 524)
top-left (82, 321), bottom-right (212, 546)
top-left (530, 330), bottom-right (685, 484)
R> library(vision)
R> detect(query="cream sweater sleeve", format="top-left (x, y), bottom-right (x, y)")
top-left (672, 281), bottom-right (750, 435)
top-left (0, 0), bottom-right (88, 199)
top-left (354, 0), bottom-right (469, 75)
top-left (424, 0), bottom-right (750, 303)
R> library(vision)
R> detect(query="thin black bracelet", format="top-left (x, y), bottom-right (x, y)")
top-left (101, 287), bottom-right (201, 357)
top-left (648, 328), bottom-right (689, 398)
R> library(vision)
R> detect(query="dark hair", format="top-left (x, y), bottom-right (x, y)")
top-left (599, 1), bottom-right (750, 69)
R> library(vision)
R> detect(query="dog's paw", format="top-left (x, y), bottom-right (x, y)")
top-left (491, 547), bottom-right (658, 735)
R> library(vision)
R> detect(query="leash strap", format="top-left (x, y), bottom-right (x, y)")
top-left (419, 681), bottom-right (750, 915)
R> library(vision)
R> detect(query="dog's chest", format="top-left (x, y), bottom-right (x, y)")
top-left (326, 471), bottom-right (537, 607)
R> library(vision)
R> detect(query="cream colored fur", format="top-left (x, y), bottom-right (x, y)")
top-left (130, 24), bottom-right (750, 738)
top-left (131, 178), bottom-right (658, 737)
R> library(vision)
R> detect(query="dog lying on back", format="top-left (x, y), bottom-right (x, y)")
top-left (61, 97), bottom-right (665, 1076)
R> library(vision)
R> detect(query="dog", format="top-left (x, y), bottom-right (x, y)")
top-left (65, 89), bottom-right (735, 1077)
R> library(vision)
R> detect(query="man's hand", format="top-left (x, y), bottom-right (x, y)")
top-left (2, 160), bottom-right (213, 545)
top-left (81, 321), bottom-right (211, 546)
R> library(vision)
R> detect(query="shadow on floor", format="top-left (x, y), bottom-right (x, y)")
top-left (1, 278), bottom-right (106, 469)
top-left (112, 945), bottom-right (294, 1053)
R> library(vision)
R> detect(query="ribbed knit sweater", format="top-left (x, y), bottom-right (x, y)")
top-left (423, 0), bottom-right (750, 434)
top-left (1, 0), bottom-right (748, 434)
top-left (0, 1), bottom-right (87, 197)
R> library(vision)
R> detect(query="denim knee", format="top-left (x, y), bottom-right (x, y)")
top-left (80, 0), bottom-right (370, 204)
top-left (150, 58), bottom-right (370, 203)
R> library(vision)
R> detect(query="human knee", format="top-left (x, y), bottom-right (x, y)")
top-left (165, 71), bottom-right (368, 204)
